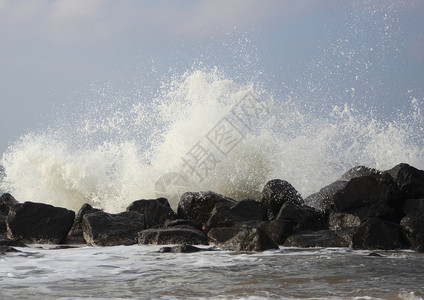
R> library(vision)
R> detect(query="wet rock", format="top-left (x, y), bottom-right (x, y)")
top-left (218, 227), bottom-right (279, 252)
top-left (206, 199), bottom-right (267, 229)
top-left (0, 235), bottom-right (26, 247)
top-left (304, 181), bottom-right (347, 210)
top-left (402, 198), bottom-right (424, 216)
top-left (328, 212), bottom-right (361, 231)
top-left (367, 252), bottom-right (383, 257)
top-left (332, 173), bottom-right (404, 222)
top-left (340, 166), bottom-right (381, 181)
top-left (0, 193), bottom-right (19, 215)
top-left (400, 214), bottom-right (424, 252)
top-left (351, 217), bottom-right (404, 250)
top-left (177, 191), bottom-right (236, 224)
top-left (158, 244), bottom-right (211, 253)
top-left (0, 212), bottom-right (7, 236)
top-left (258, 219), bottom-right (293, 245)
top-left (0, 246), bottom-right (20, 254)
top-left (207, 227), bottom-right (244, 245)
top-left (385, 163), bottom-right (424, 199)
top-left (164, 219), bottom-right (203, 231)
top-left (127, 198), bottom-right (176, 228)
top-left (276, 201), bottom-right (327, 232)
top-left (138, 228), bottom-right (208, 245)
top-left (67, 203), bottom-right (102, 244)
top-left (82, 211), bottom-right (145, 246)
top-left (260, 179), bottom-right (303, 220)
top-left (284, 229), bottom-right (354, 248)
top-left (7, 202), bottom-right (75, 244)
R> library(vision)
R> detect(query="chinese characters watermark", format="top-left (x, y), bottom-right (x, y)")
top-left (154, 91), bottom-right (270, 201)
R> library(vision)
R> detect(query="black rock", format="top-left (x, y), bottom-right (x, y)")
top-left (0, 193), bottom-right (19, 215)
top-left (138, 228), bottom-right (208, 245)
top-left (218, 227), bottom-right (279, 252)
top-left (127, 198), bottom-right (176, 228)
top-left (206, 199), bottom-right (267, 229)
top-left (328, 212), bottom-right (361, 231)
top-left (164, 219), bottom-right (203, 231)
top-left (385, 163), bottom-right (424, 199)
top-left (260, 179), bottom-right (303, 220)
top-left (207, 227), bottom-right (244, 245)
top-left (332, 173), bottom-right (404, 222)
top-left (7, 202), bottom-right (75, 244)
top-left (304, 181), bottom-right (347, 211)
top-left (284, 229), bottom-right (354, 248)
top-left (0, 246), bottom-right (21, 254)
top-left (351, 217), bottom-right (404, 250)
top-left (340, 166), bottom-right (381, 181)
top-left (0, 235), bottom-right (26, 247)
top-left (402, 198), bottom-right (424, 216)
top-left (276, 201), bottom-right (327, 232)
top-left (367, 252), bottom-right (383, 257)
top-left (0, 212), bottom-right (7, 236)
top-left (67, 203), bottom-right (102, 244)
top-left (82, 211), bottom-right (145, 246)
top-left (177, 191), bottom-right (236, 224)
top-left (258, 219), bottom-right (293, 245)
top-left (400, 214), bottom-right (424, 252)
top-left (158, 244), bottom-right (211, 253)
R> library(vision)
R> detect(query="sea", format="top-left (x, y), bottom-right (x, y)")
top-left (1, 2), bottom-right (424, 299)
top-left (0, 245), bottom-right (423, 299)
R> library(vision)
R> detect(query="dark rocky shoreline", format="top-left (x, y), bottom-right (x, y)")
top-left (1, 163), bottom-right (424, 253)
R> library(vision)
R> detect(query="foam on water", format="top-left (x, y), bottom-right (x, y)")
top-left (1, 1), bottom-right (424, 213)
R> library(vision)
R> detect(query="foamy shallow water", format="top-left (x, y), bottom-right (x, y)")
top-left (1, 245), bottom-right (423, 299)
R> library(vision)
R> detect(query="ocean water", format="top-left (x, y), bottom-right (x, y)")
top-left (1, 2), bottom-right (424, 299)
top-left (0, 245), bottom-right (423, 300)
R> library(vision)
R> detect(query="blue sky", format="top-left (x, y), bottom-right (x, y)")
top-left (1, 0), bottom-right (423, 154)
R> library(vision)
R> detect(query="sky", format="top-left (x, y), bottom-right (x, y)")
top-left (1, 0), bottom-right (424, 155)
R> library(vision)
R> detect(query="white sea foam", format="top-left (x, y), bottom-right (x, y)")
top-left (1, 68), bottom-right (423, 212)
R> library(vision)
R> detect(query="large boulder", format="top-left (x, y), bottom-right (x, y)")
top-left (284, 229), bottom-right (354, 248)
top-left (82, 211), bottom-right (145, 246)
top-left (331, 173), bottom-right (404, 222)
top-left (258, 219), bottom-right (293, 245)
top-left (206, 199), bottom-right (267, 229)
top-left (127, 198), bottom-right (176, 228)
top-left (137, 228), bottom-right (208, 245)
top-left (0, 213), bottom-right (7, 236)
top-left (340, 166), bottom-right (381, 181)
top-left (400, 214), bottom-right (424, 252)
top-left (276, 201), bottom-right (327, 232)
top-left (0, 194), bottom-right (19, 237)
top-left (7, 202), bottom-right (75, 244)
top-left (217, 227), bottom-right (279, 252)
top-left (177, 191), bottom-right (236, 224)
top-left (207, 222), bottom-right (284, 251)
top-left (260, 179), bottom-right (303, 220)
top-left (328, 211), bottom-right (361, 231)
top-left (0, 193), bottom-right (19, 215)
top-left (207, 227), bottom-right (244, 245)
top-left (67, 203), bottom-right (102, 244)
top-left (304, 181), bottom-right (347, 210)
top-left (384, 163), bottom-right (424, 199)
top-left (164, 219), bottom-right (203, 231)
top-left (402, 198), bottom-right (424, 216)
top-left (351, 217), bottom-right (404, 250)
